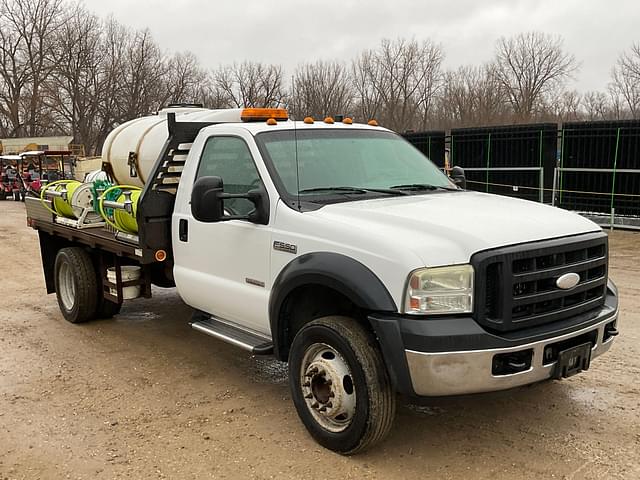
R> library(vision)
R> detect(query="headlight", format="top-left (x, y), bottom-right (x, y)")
top-left (404, 264), bottom-right (474, 315)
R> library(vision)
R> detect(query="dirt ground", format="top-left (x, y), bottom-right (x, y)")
top-left (0, 201), bottom-right (638, 480)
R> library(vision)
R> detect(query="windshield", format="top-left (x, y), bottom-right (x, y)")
top-left (255, 129), bottom-right (454, 199)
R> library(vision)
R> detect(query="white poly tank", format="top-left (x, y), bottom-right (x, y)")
top-left (101, 106), bottom-right (246, 187)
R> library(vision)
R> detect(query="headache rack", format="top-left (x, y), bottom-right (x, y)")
top-left (126, 112), bottom-right (217, 264)
top-left (471, 232), bottom-right (608, 333)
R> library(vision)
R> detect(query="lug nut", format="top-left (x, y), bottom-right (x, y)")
top-left (311, 402), bottom-right (319, 409)
top-left (319, 406), bottom-right (327, 412)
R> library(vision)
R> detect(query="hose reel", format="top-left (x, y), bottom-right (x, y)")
top-left (97, 184), bottom-right (142, 235)
top-left (40, 180), bottom-right (104, 228)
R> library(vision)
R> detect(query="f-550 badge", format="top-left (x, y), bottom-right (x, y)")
top-left (273, 241), bottom-right (297, 254)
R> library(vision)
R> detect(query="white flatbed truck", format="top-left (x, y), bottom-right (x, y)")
top-left (26, 106), bottom-right (619, 454)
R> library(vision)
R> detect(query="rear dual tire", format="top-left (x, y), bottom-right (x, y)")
top-left (54, 247), bottom-right (121, 323)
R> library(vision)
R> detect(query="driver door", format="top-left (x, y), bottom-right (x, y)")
top-left (175, 135), bottom-right (272, 334)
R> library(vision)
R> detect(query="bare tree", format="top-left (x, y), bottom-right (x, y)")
top-left (437, 65), bottom-right (508, 128)
top-left (117, 28), bottom-right (167, 120)
top-left (2, 3), bottom-right (637, 152)
top-left (545, 90), bottom-right (582, 121)
top-left (609, 43), bottom-right (640, 117)
top-left (492, 32), bottom-right (578, 121)
top-left (198, 74), bottom-right (233, 109)
top-left (351, 49), bottom-right (383, 123)
top-left (215, 61), bottom-right (285, 108)
top-left (290, 60), bottom-right (353, 119)
top-left (582, 91), bottom-right (613, 121)
top-left (44, 3), bottom-right (104, 152)
top-left (0, 0), bottom-right (64, 135)
top-left (161, 51), bottom-right (210, 106)
top-left (92, 16), bottom-right (129, 149)
top-left (0, 15), bottom-right (29, 136)
top-left (0, 0), bottom-right (64, 136)
top-left (352, 38), bottom-right (443, 131)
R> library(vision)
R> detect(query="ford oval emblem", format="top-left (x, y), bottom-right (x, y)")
top-left (556, 272), bottom-right (580, 290)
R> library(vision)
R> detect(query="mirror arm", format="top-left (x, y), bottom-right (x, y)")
top-left (221, 214), bottom-right (251, 222)
top-left (218, 192), bottom-right (251, 200)
top-left (216, 189), bottom-right (269, 225)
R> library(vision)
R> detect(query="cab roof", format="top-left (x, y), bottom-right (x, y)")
top-left (219, 119), bottom-right (390, 136)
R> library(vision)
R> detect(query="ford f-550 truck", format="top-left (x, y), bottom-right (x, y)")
top-left (25, 106), bottom-right (619, 454)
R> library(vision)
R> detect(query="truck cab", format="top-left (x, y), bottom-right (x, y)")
top-left (27, 107), bottom-right (619, 455)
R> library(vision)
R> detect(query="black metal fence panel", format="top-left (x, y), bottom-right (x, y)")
top-left (403, 121), bottom-right (640, 223)
top-left (560, 120), bottom-right (640, 217)
top-left (449, 124), bottom-right (557, 202)
top-left (402, 131), bottom-right (446, 168)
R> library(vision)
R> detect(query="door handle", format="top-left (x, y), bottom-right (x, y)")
top-left (179, 219), bottom-right (188, 242)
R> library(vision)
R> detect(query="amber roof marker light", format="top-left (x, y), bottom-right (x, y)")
top-left (343, 117), bottom-right (353, 124)
top-left (324, 117), bottom-right (335, 124)
top-left (367, 119), bottom-right (379, 126)
top-left (303, 117), bottom-right (314, 124)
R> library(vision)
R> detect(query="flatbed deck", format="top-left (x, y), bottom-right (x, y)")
top-left (25, 196), bottom-right (141, 260)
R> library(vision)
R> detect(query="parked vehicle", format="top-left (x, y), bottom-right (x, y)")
top-left (0, 155), bottom-right (22, 201)
top-left (25, 106), bottom-right (619, 454)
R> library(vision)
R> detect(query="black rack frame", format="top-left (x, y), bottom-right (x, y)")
top-left (137, 112), bottom-right (217, 265)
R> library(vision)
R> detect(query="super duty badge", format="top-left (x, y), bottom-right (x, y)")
top-left (273, 241), bottom-right (297, 254)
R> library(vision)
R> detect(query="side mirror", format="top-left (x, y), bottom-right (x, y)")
top-left (191, 176), bottom-right (224, 222)
top-left (191, 175), bottom-right (269, 225)
top-left (450, 166), bottom-right (466, 190)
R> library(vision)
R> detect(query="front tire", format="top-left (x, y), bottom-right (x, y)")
top-left (54, 247), bottom-right (98, 323)
top-left (288, 316), bottom-right (396, 455)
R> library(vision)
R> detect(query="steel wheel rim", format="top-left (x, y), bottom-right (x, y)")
top-left (58, 262), bottom-right (75, 311)
top-left (300, 342), bottom-right (357, 433)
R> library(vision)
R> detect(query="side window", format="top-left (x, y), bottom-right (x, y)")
top-left (196, 136), bottom-right (262, 215)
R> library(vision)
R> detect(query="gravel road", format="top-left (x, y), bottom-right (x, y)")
top-left (1, 201), bottom-right (639, 479)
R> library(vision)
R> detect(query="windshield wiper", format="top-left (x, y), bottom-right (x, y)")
top-left (298, 186), bottom-right (409, 196)
top-left (389, 183), bottom-right (458, 192)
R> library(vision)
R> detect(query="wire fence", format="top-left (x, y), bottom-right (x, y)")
top-left (403, 119), bottom-right (640, 229)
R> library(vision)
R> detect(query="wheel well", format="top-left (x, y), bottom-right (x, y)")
top-left (38, 232), bottom-right (158, 294)
top-left (38, 232), bottom-right (75, 293)
top-left (275, 284), bottom-right (371, 361)
top-left (39, 233), bottom-right (104, 294)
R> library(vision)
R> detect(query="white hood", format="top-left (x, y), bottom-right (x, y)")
top-left (311, 191), bottom-right (601, 267)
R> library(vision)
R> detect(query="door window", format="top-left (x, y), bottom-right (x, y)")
top-left (196, 136), bottom-right (262, 216)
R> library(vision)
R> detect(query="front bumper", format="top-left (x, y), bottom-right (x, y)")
top-left (369, 283), bottom-right (618, 397)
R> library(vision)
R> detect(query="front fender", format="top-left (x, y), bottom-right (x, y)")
top-left (269, 252), bottom-right (397, 359)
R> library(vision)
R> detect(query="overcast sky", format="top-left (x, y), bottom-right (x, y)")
top-left (82, 0), bottom-right (639, 93)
